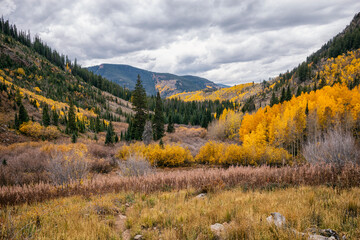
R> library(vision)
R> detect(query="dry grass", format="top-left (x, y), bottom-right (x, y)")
top-left (1, 186), bottom-right (359, 239)
top-left (1, 164), bottom-right (359, 206)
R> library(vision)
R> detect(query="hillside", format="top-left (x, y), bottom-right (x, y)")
top-left (169, 13), bottom-right (360, 114)
top-left (88, 64), bottom-right (220, 97)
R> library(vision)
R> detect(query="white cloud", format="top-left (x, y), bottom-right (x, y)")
top-left (3, 0), bottom-right (360, 85)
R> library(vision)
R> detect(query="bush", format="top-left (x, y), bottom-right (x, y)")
top-left (195, 141), bottom-right (291, 166)
top-left (117, 155), bottom-right (154, 177)
top-left (46, 150), bottom-right (89, 185)
top-left (116, 142), bottom-right (194, 167)
top-left (303, 128), bottom-right (359, 166)
top-left (19, 121), bottom-right (60, 139)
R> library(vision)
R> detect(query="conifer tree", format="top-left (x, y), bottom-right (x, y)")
top-left (51, 108), bottom-right (59, 126)
top-left (153, 92), bottom-right (165, 140)
top-left (67, 101), bottom-right (77, 134)
top-left (270, 91), bottom-right (278, 107)
top-left (105, 121), bottom-right (115, 145)
top-left (42, 104), bottom-right (50, 127)
top-left (18, 103), bottom-right (29, 125)
top-left (167, 114), bottom-right (175, 133)
top-left (280, 87), bottom-right (286, 103)
top-left (285, 85), bottom-right (292, 101)
top-left (14, 113), bottom-right (19, 129)
top-left (130, 75), bottom-right (147, 140)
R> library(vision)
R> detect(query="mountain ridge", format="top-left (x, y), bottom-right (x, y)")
top-left (88, 63), bottom-right (220, 97)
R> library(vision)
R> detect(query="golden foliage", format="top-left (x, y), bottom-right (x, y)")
top-left (19, 121), bottom-right (60, 139)
top-left (195, 141), bottom-right (291, 166)
top-left (117, 142), bottom-right (194, 167)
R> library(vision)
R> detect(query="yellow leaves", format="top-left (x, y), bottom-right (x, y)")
top-left (17, 68), bottom-right (25, 76)
top-left (117, 143), bottom-right (193, 167)
top-left (195, 141), bottom-right (291, 166)
top-left (33, 87), bottom-right (42, 93)
top-left (19, 121), bottom-right (60, 139)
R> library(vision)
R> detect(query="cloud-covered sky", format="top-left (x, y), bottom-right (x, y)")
top-left (1, 0), bottom-right (360, 85)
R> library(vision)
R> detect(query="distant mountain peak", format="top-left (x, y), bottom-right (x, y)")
top-left (88, 64), bottom-right (220, 97)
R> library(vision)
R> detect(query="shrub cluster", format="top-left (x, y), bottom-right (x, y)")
top-left (19, 121), bottom-right (60, 139)
top-left (195, 141), bottom-right (291, 166)
top-left (116, 142), bottom-right (194, 167)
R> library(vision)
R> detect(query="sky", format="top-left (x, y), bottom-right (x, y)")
top-left (1, 0), bottom-right (360, 85)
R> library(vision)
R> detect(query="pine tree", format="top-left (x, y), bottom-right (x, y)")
top-left (105, 121), bottom-right (114, 145)
top-left (153, 92), bottom-right (165, 140)
top-left (67, 101), bottom-right (77, 134)
top-left (42, 104), bottom-right (50, 127)
top-left (305, 102), bottom-right (309, 116)
top-left (280, 87), bottom-right (286, 103)
top-left (71, 132), bottom-right (77, 143)
top-left (285, 85), bottom-right (292, 101)
top-left (14, 113), bottom-right (19, 129)
top-left (270, 91), bottom-right (278, 107)
top-left (130, 75), bottom-right (147, 140)
top-left (18, 103), bottom-right (29, 125)
top-left (51, 108), bottom-right (59, 126)
top-left (167, 114), bottom-right (175, 133)
top-left (95, 115), bottom-right (101, 133)
top-left (296, 86), bottom-right (302, 97)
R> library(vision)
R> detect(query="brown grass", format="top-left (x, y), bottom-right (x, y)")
top-left (1, 164), bottom-right (359, 206)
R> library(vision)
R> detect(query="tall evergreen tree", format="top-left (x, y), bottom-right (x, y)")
top-left (67, 101), bottom-right (77, 134)
top-left (42, 104), bottom-right (50, 127)
top-left (285, 85), bottom-right (292, 101)
top-left (130, 75), bottom-right (147, 140)
top-left (153, 92), bottom-right (165, 140)
top-left (270, 91), bottom-right (278, 107)
top-left (105, 121), bottom-right (115, 145)
top-left (18, 103), bottom-right (29, 125)
top-left (280, 87), bottom-right (286, 103)
top-left (51, 108), bottom-right (59, 126)
top-left (167, 115), bottom-right (175, 133)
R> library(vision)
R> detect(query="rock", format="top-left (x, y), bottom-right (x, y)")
top-left (306, 228), bottom-right (339, 240)
top-left (308, 234), bottom-right (336, 240)
top-left (122, 230), bottom-right (131, 240)
top-left (196, 193), bottom-right (206, 198)
top-left (266, 212), bottom-right (286, 228)
top-left (210, 223), bottom-right (225, 238)
top-left (134, 234), bottom-right (143, 240)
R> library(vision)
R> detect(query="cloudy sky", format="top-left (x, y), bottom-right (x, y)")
top-left (1, 0), bottom-right (360, 85)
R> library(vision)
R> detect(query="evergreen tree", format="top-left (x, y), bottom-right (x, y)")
top-left (167, 115), bottom-right (175, 133)
top-left (319, 77), bottom-right (327, 89)
top-left (153, 92), bottom-right (165, 140)
top-left (296, 86), bottom-right (302, 97)
top-left (67, 101), bottom-right (77, 134)
top-left (42, 104), bottom-right (50, 127)
top-left (51, 108), bottom-right (59, 126)
top-left (280, 87), bottom-right (286, 103)
top-left (18, 103), bottom-right (29, 125)
top-left (105, 121), bottom-right (115, 145)
top-left (71, 132), bottom-right (77, 143)
top-left (305, 102), bottom-right (309, 116)
top-left (270, 91), bottom-right (278, 107)
top-left (285, 85), bottom-right (292, 101)
top-left (14, 113), bottom-right (19, 129)
top-left (95, 115), bottom-right (101, 133)
top-left (313, 82), bottom-right (317, 92)
top-left (130, 75), bottom-right (147, 140)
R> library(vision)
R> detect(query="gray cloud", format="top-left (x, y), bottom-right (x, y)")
top-left (2, 0), bottom-right (360, 85)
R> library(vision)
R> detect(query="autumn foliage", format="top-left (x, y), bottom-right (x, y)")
top-left (19, 121), bottom-right (60, 139)
top-left (116, 142), bottom-right (194, 167)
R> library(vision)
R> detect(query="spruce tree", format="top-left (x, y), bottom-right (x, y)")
top-left (167, 114), bottom-right (175, 133)
top-left (153, 92), bottom-right (165, 140)
top-left (51, 108), bottom-right (59, 126)
top-left (105, 121), bottom-right (114, 145)
top-left (280, 87), bottom-right (286, 103)
top-left (42, 104), bottom-right (50, 127)
top-left (67, 101), bottom-right (77, 134)
top-left (285, 85), bottom-right (292, 101)
top-left (131, 75), bottom-right (147, 140)
top-left (270, 91), bottom-right (278, 107)
top-left (18, 103), bottom-right (29, 125)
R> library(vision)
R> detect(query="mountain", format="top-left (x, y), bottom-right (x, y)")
top-left (87, 64), bottom-right (219, 97)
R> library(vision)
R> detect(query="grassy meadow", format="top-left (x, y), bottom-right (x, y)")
top-left (1, 186), bottom-right (359, 239)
